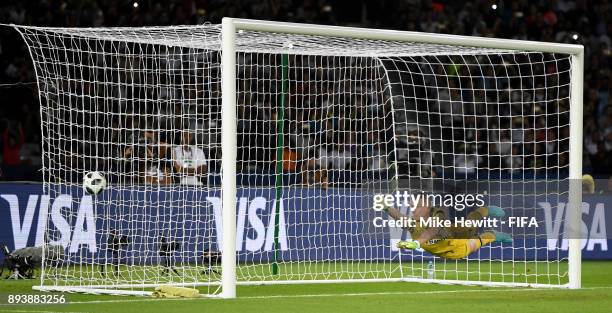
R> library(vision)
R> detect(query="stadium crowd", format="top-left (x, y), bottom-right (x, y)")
top-left (0, 0), bottom-right (610, 189)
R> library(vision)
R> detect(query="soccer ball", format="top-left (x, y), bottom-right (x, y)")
top-left (83, 171), bottom-right (107, 195)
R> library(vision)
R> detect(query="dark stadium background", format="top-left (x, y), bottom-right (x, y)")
top-left (0, 0), bottom-right (609, 188)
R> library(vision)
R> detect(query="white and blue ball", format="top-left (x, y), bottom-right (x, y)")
top-left (83, 171), bottom-right (107, 195)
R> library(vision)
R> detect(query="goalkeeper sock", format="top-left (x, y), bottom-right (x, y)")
top-left (479, 231), bottom-right (512, 247)
top-left (492, 230), bottom-right (513, 244)
top-left (486, 206), bottom-right (506, 218)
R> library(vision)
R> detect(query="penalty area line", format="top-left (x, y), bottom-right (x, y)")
top-left (59, 286), bottom-right (612, 305)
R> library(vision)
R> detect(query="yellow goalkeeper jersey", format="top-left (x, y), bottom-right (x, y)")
top-left (409, 207), bottom-right (471, 259)
top-left (421, 238), bottom-right (470, 260)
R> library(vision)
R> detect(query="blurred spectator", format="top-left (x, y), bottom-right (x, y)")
top-left (172, 129), bottom-right (207, 186)
top-left (144, 152), bottom-right (173, 185)
top-left (504, 145), bottom-right (524, 173)
top-left (122, 118), bottom-right (170, 184)
top-left (301, 158), bottom-right (329, 189)
top-left (454, 154), bottom-right (477, 175)
top-left (2, 122), bottom-right (24, 166)
top-left (317, 143), bottom-right (353, 170)
top-left (0, 0), bottom-right (610, 183)
top-left (282, 147), bottom-right (300, 172)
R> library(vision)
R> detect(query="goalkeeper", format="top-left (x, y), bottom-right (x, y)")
top-left (384, 200), bottom-right (512, 260)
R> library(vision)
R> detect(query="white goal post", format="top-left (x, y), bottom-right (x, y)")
top-left (219, 18), bottom-right (583, 298)
top-left (8, 17), bottom-right (583, 298)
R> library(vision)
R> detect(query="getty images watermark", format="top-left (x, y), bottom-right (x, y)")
top-left (372, 191), bottom-right (486, 212)
top-left (371, 191), bottom-right (540, 231)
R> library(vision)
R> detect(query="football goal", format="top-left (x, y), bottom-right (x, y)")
top-left (11, 18), bottom-right (583, 298)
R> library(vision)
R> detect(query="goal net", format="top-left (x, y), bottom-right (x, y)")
top-left (13, 19), bottom-right (582, 296)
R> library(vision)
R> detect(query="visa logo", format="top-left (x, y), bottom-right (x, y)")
top-left (1, 194), bottom-right (96, 253)
top-left (207, 196), bottom-right (289, 252)
top-left (0, 193), bottom-right (289, 255)
top-left (541, 202), bottom-right (608, 252)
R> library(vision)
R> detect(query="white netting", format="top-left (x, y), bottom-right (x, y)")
top-left (15, 23), bottom-right (573, 294)
top-left (383, 53), bottom-right (571, 285)
top-left (19, 25), bottom-right (224, 295)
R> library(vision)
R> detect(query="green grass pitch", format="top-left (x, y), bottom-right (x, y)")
top-left (0, 261), bottom-right (610, 313)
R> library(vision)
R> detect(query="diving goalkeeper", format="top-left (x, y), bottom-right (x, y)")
top-left (384, 200), bottom-right (512, 260)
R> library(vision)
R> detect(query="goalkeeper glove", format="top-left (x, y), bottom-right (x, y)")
top-left (396, 240), bottom-right (420, 250)
top-left (492, 231), bottom-right (513, 244)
